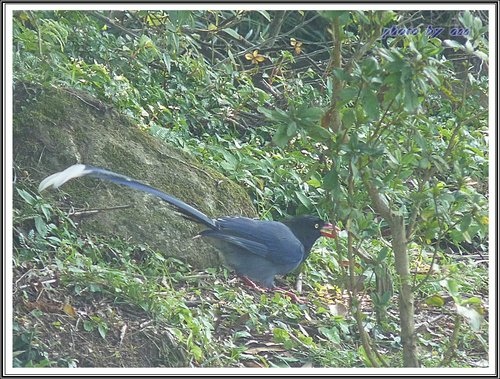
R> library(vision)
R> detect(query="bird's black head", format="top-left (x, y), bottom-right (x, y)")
top-left (281, 215), bottom-right (337, 254)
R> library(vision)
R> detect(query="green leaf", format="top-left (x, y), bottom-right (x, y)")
top-left (40, 203), bottom-right (53, 221)
top-left (295, 191), bottom-right (313, 208)
top-left (342, 109), bottom-right (355, 129)
top-left (361, 56), bottom-right (379, 75)
top-left (380, 11), bottom-right (396, 25)
top-left (306, 177), bottom-right (322, 188)
top-left (273, 327), bottom-right (290, 343)
top-left (363, 89), bottom-right (380, 121)
top-left (462, 231), bottom-right (472, 243)
top-left (300, 107), bottom-right (324, 122)
top-left (339, 87), bottom-right (358, 103)
top-left (332, 68), bottom-right (350, 81)
top-left (376, 247), bottom-right (389, 262)
top-left (138, 35), bottom-right (154, 50)
top-left (222, 28), bottom-right (242, 40)
top-left (272, 124), bottom-right (290, 147)
top-left (234, 330), bottom-right (252, 339)
top-left (456, 304), bottom-right (483, 331)
top-left (16, 188), bottom-right (36, 205)
top-left (319, 11), bottom-right (351, 24)
top-left (83, 320), bottom-right (94, 332)
top-left (255, 10), bottom-right (271, 21)
top-left (462, 296), bottom-right (483, 305)
top-left (419, 157), bottom-right (431, 169)
top-left (190, 344), bottom-right (203, 361)
top-left (323, 169), bottom-right (339, 192)
top-left (226, 48), bottom-right (236, 66)
top-left (443, 39), bottom-right (464, 50)
top-left (98, 324), bottom-right (108, 339)
top-left (257, 106), bottom-right (274, 119)
top-left (304, 161), bottom-right (321, 182)
top-left (162, 53), bottom-right (171, 73)
top-left (306, 124), bottom-right (333, 141)
top-left (423, 66), bottom-right (440, 86)
top-left (403, 82), bottom-right (418, 112)
top-left (425, 294), bottom-right (445, 307)
top-left (459, 214), bottom-right (472, 232)
top-left (442, 279), bottom-right (460, 298)
top-left (34, 215), bottom-right (48, 238)
top-left (287, 121), bottom-right (297, 136)
top-left (259, 107), bottom-right (291, 123)
top-left (319, 326), bottom-right (340, 343)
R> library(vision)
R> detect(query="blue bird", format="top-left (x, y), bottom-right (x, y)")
top-left (39, 165), bottom-right (338, 289)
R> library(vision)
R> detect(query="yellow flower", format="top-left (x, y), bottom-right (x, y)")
top-left (245, 50), bottom-right (265, 64)
top-left (290, 38), bottom-right (303, 54)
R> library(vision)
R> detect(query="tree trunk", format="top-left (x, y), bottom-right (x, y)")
top-left (391, 214), bottom-right (419, 367)
top-left (366, 180), bottom-right (419, 367)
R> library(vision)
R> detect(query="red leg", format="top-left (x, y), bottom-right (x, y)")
top-left (272, 287), bottom-right (304, 303)
top-left (238, 276), bottom-right (304, 303)
top-left (239, 275), bottom-right (266, 292)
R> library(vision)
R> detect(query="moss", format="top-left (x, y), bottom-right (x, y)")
top-left (13, 84), bottom-right (257, 268)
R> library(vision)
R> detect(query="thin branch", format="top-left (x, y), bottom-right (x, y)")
top-left (90, 11), bottom-right (139, 39)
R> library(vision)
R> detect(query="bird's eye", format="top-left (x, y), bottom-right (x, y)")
top-left (314, 223), bottom-right (319, 229)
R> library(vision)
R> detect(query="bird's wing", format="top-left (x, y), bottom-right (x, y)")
top-left (199, 229), bottom-right (270, 257)
top-left (202, 217), bottom-right (305, 265)
top-left (39, 164), bottom-right (217, 229)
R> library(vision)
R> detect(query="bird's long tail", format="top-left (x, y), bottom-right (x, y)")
top-left (38, 164), bottom-right (217, 229)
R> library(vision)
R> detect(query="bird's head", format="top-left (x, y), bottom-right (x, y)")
top-left (282, 215), bottom-right (339, 252)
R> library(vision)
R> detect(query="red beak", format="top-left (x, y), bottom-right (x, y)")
top-left (320, 223), bottom-right (340, 238)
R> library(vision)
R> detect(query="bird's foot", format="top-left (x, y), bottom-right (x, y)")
top-left (272, 287), bottom-right (304, 303)
top-left (238, 276), bottom-right (304, 303)
top-left (239, 276), bottom-right (267, 293)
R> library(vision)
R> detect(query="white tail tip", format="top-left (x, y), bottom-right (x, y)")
top-left (38, 164), bottom-right (90, 192)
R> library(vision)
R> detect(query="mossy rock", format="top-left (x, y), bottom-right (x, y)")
top-left (13, 84), bottom-right (257, 268)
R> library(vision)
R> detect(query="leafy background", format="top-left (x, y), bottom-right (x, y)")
top-left (12, 10), bottom-right (489, 368)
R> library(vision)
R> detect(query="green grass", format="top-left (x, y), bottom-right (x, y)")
top-left (12, 185), bottom-right (489, 368)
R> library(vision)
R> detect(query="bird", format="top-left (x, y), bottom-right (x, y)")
top-left (39, 164), bottom-right (338, 289)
